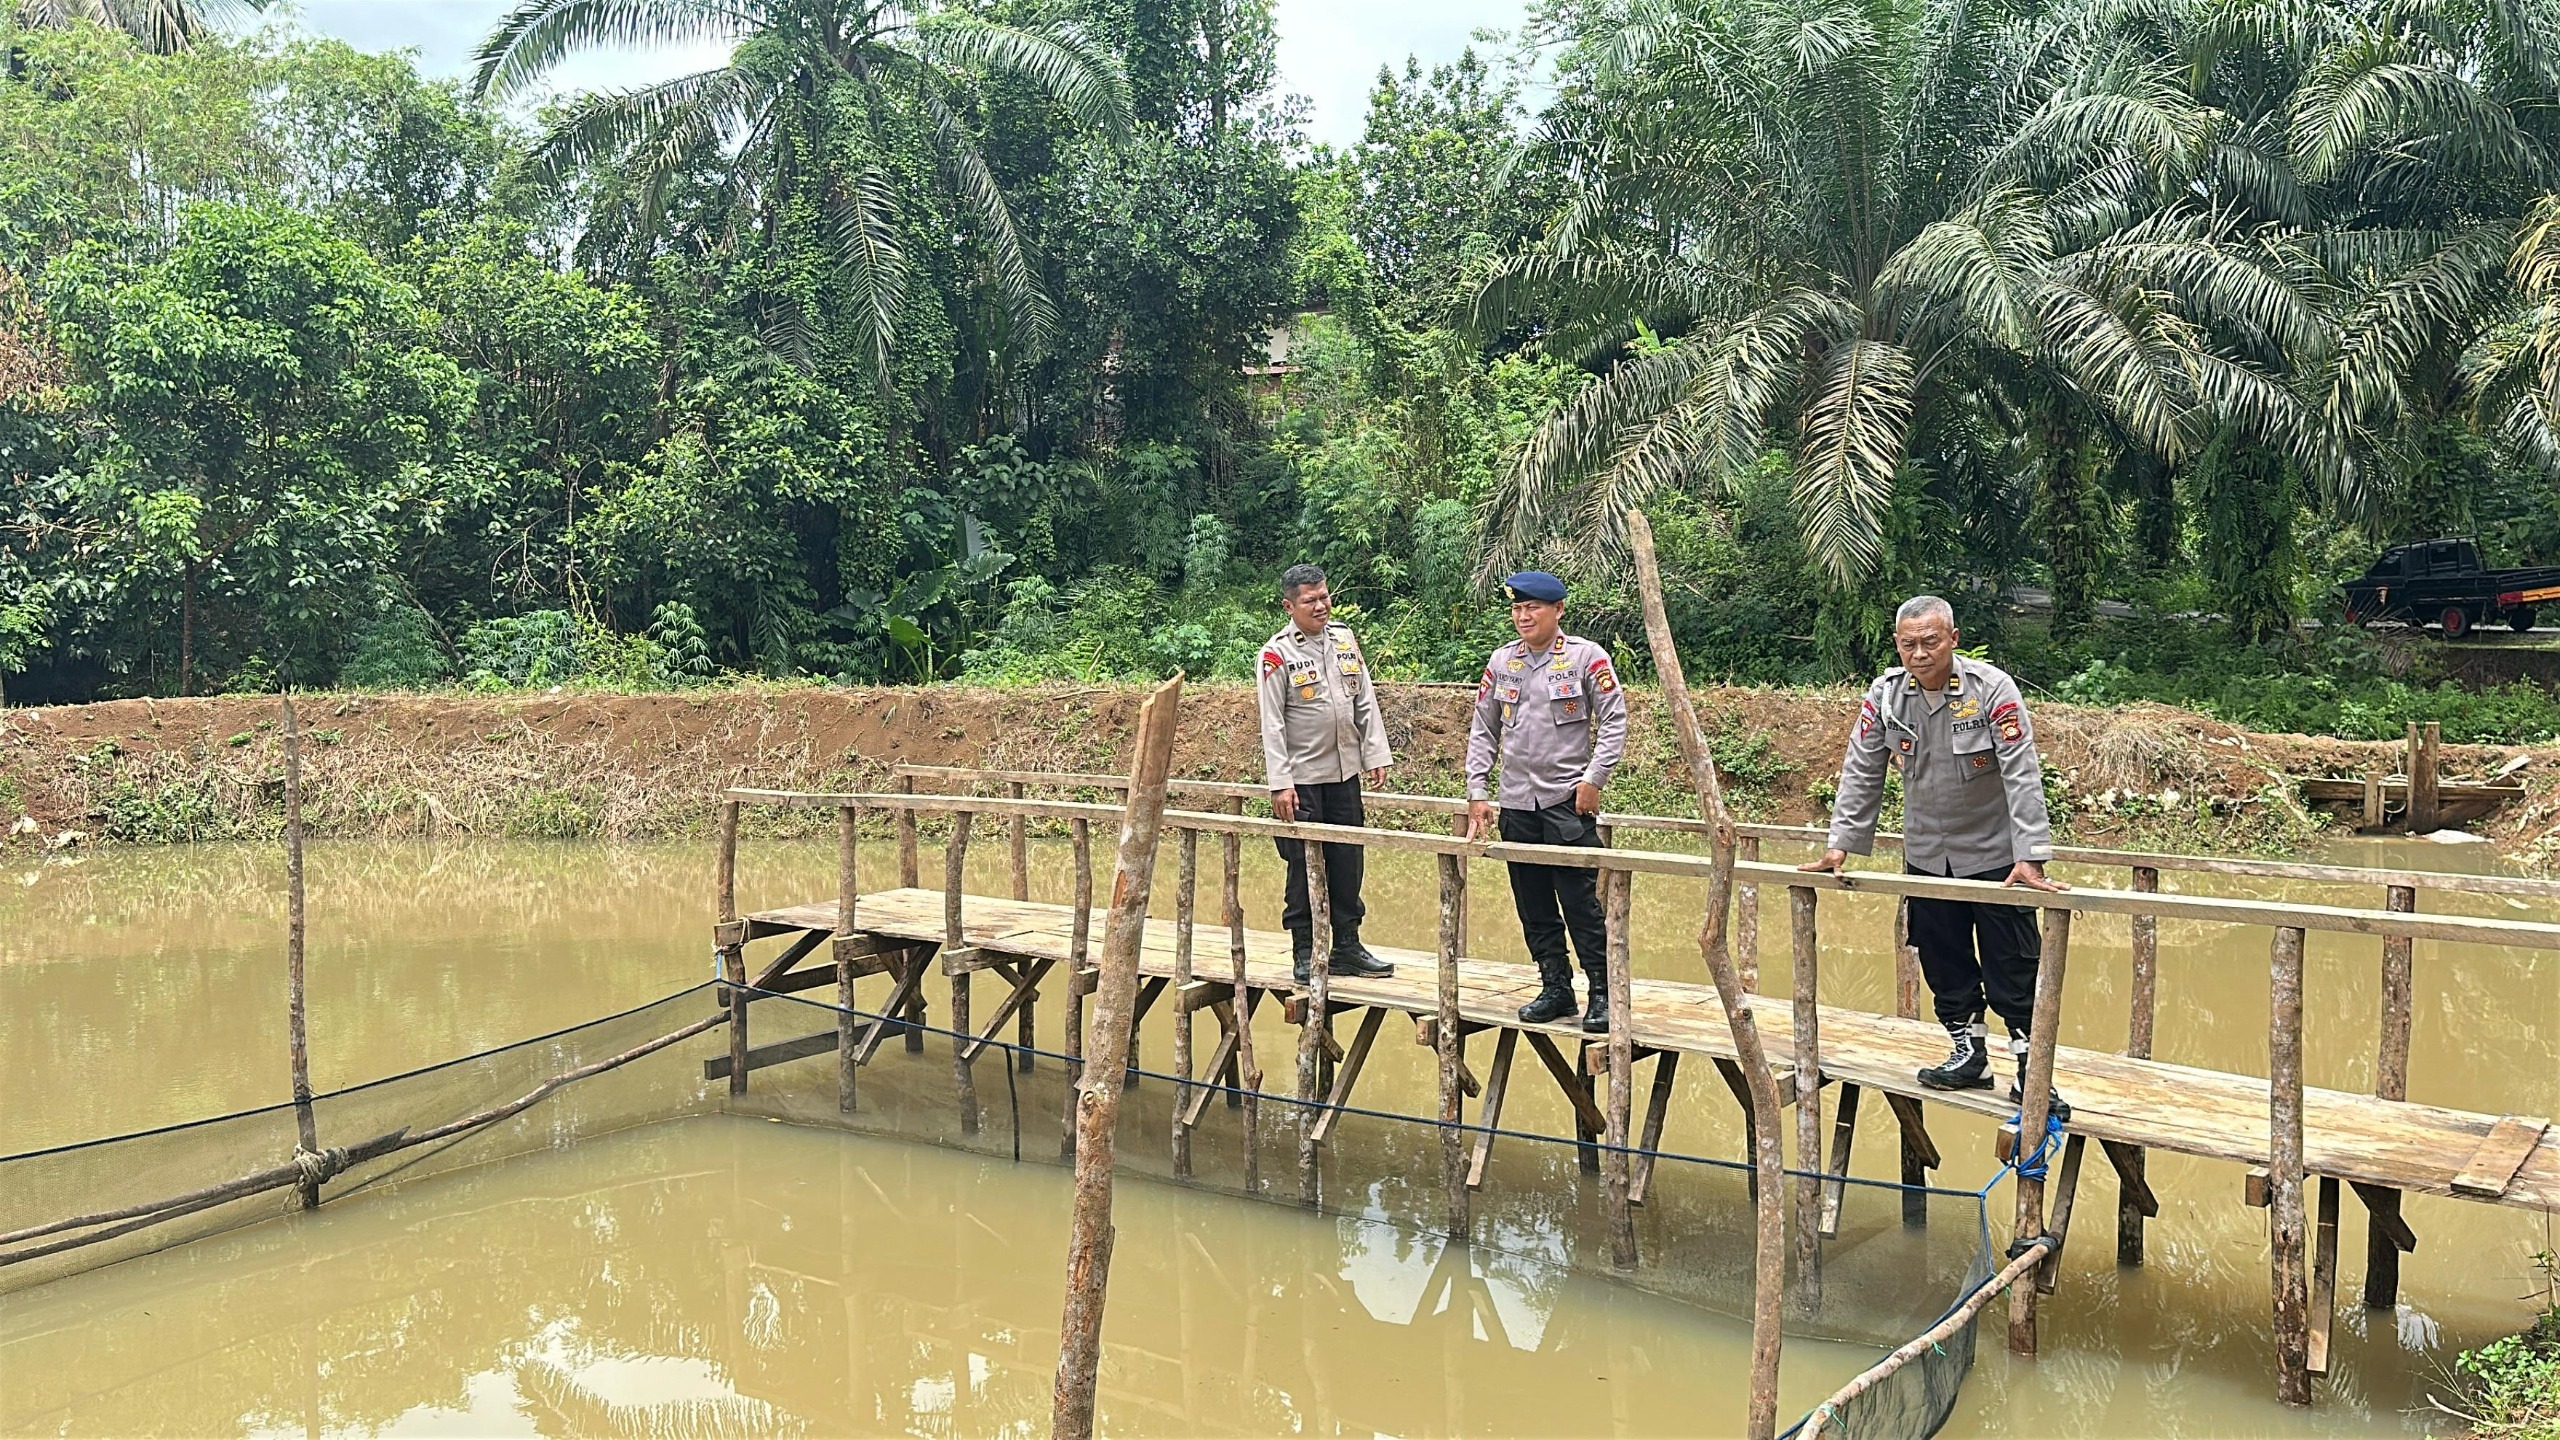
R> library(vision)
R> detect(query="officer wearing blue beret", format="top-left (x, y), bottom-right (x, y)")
top-left (1464, 572), bottom-right (1630, 1030)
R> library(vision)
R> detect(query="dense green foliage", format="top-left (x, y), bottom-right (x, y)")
top-left (1, 0), bottom-right (2558, 745)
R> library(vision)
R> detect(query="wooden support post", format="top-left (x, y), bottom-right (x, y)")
top-left (1884, 1093), bottom-right (1938, 1227)
top-left (2362, 767), bottom-right (2385, 831)
top-left (1630, 1052), bottom-right (1679, 1207)
top-left (1437, 852), bottom-right (1469, 1240)
top-left (2407, 721), bottom-right (2440, 833)
top-left (1629, 510), bottom-right (1786, 1440)
top-left (718, 798), bottom-right (748, 1098)
top-left (837, 803), bottom-right (858, 1114)
top-left (281, 696), bottom-right (320, 1210)
top-left (1819, 1083), bottom-right (1861, 1239)
top-left (1451, 813), bottom-right (1473, 941)
top-left (1308, 1008), bottom-right (1386, 1145)
top-left (1737, 835), bottom-right (1760, 991)
top-left (1603, 867), bottom-right (1638, 1269)
top-left (2270, 924), bottom-right (2311, 1405)
top-left (1050, 675), bottom-right (1183, 1440)
top-left (1892, 898), bottom-right (1919, 1020)
top-left (2368, 884), bottom-right (2415, 1307)
top-left (1172, 827), bottom-right (1198, 1177)
top-left (1791, 885), bottom-right (1822, 1309)
top-left (1298, 838), bottom-right (1331, 1206)
top-left (2310, 1175), bottom-right (2340, 1377)
top-left (2122, 865), bottom-right (2157, 1266)
top-left (1226, 797), bottom-right (1259, 1190)
top-left (1060, 817), bottom-right (1092, 1158)
top-left (1010, 781), bottom-right (1033, 1072)
top-left (2007, 907), bottom-right (2069, 1358)
top-left (947, 812), bottom-right (977, 1135)
top-left (1465, 1028), bottom-right (1519, 1189)
top-left (898, 773), bottom-right (920, 887)
top-left (2035, 1134), bottom-right (2086, 1295)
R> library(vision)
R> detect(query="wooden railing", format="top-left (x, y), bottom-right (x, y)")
top-left (719, 772), bottom-right (2560, 1405)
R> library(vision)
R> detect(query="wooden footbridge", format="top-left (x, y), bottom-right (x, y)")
top-left (708, 762), bottom-right (2560, 1409)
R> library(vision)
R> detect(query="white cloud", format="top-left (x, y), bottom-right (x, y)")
top-left (267, 0), bottom-right (1520, 144)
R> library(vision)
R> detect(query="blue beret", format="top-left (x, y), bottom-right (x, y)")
top-left (1503, 571), bottom-right (1567, 603)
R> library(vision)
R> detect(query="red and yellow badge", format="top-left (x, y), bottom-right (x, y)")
top-left (1261, 648), bottom-right (1283, 676)
top-left (1992, 700), bottom-right (2024, 745)
top-left (1855, 697), bottom-right (1878, 739)
top-left (1590, 658), bottom-right (1618, 694)
top-left (1477, 666), bottom-right (1495, 699)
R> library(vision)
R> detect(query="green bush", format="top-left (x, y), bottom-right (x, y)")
top-left (341, 606), bottom-right (450, 689)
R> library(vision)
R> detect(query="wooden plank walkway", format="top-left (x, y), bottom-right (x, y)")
top-left (749, 887), bottom-right (2560, 1212)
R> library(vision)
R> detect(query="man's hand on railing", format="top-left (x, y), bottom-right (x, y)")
top-left (2004, 860), bottom-right (2069, 892)
top-left (1799, 848), bottom-right (1848, 874)
top-left (1272, 787), bottom-right (1298, 824)
top-left (1466, 799), bottom-right (1496, 841)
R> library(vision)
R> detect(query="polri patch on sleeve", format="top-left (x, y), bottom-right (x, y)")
top-left (1261, 648), bottom-right (1283, 676)
top-left (1992, 700), bottom-right (2024, 745)
top-left (1590, 657), bottom-right (1618, 693)
top-left (1855, 697), bottom-right (1878, 739)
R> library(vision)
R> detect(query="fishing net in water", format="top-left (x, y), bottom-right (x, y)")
top-left (1, 979), bottom-right (1998, 1439)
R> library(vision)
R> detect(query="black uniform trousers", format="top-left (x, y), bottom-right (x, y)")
top-left (1904, 859), bottom-right (2042, 1031)
top-left (1277, 778), bottom-right (1367, 937)
top-left (1500, 803), bottom-right (1610, 991)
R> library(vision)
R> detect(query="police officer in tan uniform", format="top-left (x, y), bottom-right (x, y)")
top-left (1258, 563), bottom-right (1395, 984)
top-left (1463, 571), bottom-right (1629, 1030)
top-left (1802, 595), bottom-right (2072, 1118)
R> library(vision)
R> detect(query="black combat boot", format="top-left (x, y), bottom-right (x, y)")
top-left (1518, 985), bottom-right (1576, 1025)
top-left (1917, 1017), bottom-right (1993, 1090)
top-left (2006, 1034), bottom-right (2073, 1123)
top-left (1291, 930), bottom-right (1315, 986)
top-left (1328, 921), bottom-right (1394, 978)
top-left (1580, 989), bottom-right (1610, 1034)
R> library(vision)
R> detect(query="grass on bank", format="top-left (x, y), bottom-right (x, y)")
top-left (2439, 1245), bottom-right (2560, 1439)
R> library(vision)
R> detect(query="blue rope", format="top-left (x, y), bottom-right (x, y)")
top-left (2012, 1109), bottom-right (2065, 1182)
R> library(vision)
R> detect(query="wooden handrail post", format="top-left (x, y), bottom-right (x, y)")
top-left (1892, 897), bottom-right (1919, 1019)
top-left (1629, 510), bottom-right (1786, 1440)
top-left (1225, 796), bottom-right (1259, 1191)
top-left (947, 811), bottom-right (978, 1134)
top-left (1010, 780), bottom-right (1035, 1072)
top-left (2407, 722), bottom-right (2441, 833)
top-left (1009, 781), bottom-right (1031, 899)
top-left (898, 773), bottom-right (920, 887)
top-left (1060, 816), bottom-right (1092, 1157)
top-left (1736, 835), bottom-right (1761, 991)
top-left (2122, 865), bottom-right (2157, 1265)
top-left (1051, 675), bottom-right (1185, 1440)
top-left (1437, 851), bottom-right (1468, 1240)
top-left (1451, 813), bottom-right (1473, 941)
top-left (2007, 906), bottom-right (2069, 1356)
top-left (1298, 838), bottom-right (1331, 1206)
top-left (2366, 884), bottom-right (2416, 1307)
top-left (1603, 866), bottom-right (1639, 1268)
top-left (1172, 826), bottom-right (1199, 1177)
top-left (2270, 924), bottom-right (2311, 1405)
top-left (717, 797), bottom-right (747, 1098)
top-left (281, 695), bottom-right (320, 1210)
top-left (1791, 885), bottom-right (1822, 1309)
top-left (837, 802), bottom-right (859, 1113)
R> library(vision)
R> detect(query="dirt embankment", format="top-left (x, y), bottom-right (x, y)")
top-left (0, 683), bottom-right (2550, 859)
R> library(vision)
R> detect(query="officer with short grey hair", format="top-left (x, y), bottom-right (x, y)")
top-left (1258, 562), bottom-right (1395, 984)
top-left (1464, 571), bottom-right (1630, 1030)
top-left (1802, 594), bottom-right (2073, 1119)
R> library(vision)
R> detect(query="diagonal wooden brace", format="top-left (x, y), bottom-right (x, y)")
top-left (1308, 1008), bottom-right (1388, 1147)
top-left (958, 957), bottom-right (1055, 1066)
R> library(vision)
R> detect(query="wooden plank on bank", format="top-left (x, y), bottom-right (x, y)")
top-left (2450, 1116), bottom-right (2551, 1197)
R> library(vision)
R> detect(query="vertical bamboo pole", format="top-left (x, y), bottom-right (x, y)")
top-left (1012, 780), bottom-right (1035, 1072)
top-left (1629, 510), bottom-right (1786, 1440)
top-left (1736, 835), bottom-right (1760, 991)
top-left (2270, 924), bottom-right (2311, 1404)
top-left (898, 773), bottom-right (920, 886)
top-left (1451, 813), bottom-right (1474, 941)
top-left (1297, 839), bottom-right (1331, 1206)
top-left (1226, 797), bottom-right (1259, 1190)
top-left (1437, 851), bottom-right (1468, 1240)
top-left (2007, 907), bottom-right (2069, 1356)
top-left (837, 803), bottom-right (859, 1114)
top-left (2367, 885), bottom-right (2415, 1307)
top-left (2121, 865), bottom-right (2157, 1265)
top-left (1061, 816), bottom-right (1093, 1159)
top-left (718, 798), bottom-right (748, 1097)
top-left (1051, 675), bottom-right (1185, 1440)
top-left (1172, 826), bottom-right (1199, 1177)
top-left (281, 696), bottom-right (320, 1210)
top-left (1790, 885), bottom-right (1822, 1308)
top-left (1892, 898), bottom-right (1920, 1019)
top-left (947, 811), bottom-right (977, 1135)
top-left (1603, 867), bottom-right (1638, 1268)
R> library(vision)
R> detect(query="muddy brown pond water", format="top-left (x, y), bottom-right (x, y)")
top-left (0, 833), bottom-right (2552, 1437)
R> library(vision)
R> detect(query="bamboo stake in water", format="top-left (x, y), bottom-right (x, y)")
top-left (1627, 509), bottom-right (1787, 1440)
top-left (1172, 826), bottom-right (1199, 1177)
top-left (1061, 817), bottom-right (1093, 1160)
top-left (1051, 674), bottom-right (1185, 1440)
top-left (1602, 867), bottom-right (1637, 1268)
top-left (838, 803), bottom-right (859, 1113)
top-left (281, 695), bottom-right (320, 1211)
top-left (1437, 852), bottom-right (1468, 1240)
top-left (1226, 797), bottom-right (1259, 1191)
top-left (1297, 838), bottom-right (1330, 1206)
top-left (947, 812), bottom-right (977, 1135)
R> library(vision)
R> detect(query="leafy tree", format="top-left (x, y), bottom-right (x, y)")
top-left (7, 0), bottom-right (264, 54)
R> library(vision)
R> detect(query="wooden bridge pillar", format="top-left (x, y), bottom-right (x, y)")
top-left (2008, 907), bottom-right (2070, 1357)
top-left (1438, 852), bottom-right (1469, 1241)
top-left (947, 813), bottom-right (978, 1134)
top-left (1297, 839), bottom-right (1331, 1207)
top-left (1010, 781), bottom-right (1034, 1072)
top-left (717, 798), bottom-right (748, 1098)
top-left (1060, 817), bottom-right (1092, 1159)
top-left (1790, 886), bottom-right (1822, 1312)
top-left (1172, 827), bottom-right (1199, 1178)
top-left (1736, 836), bottom-right (1760, 991)
top-left (1603, 866), bottom-right (1638, 1269)
top-left (2366, 885), bottom-right (2417, 1307)
top-left (2270, 924), bottom-right (2312, 1404)
top-left (836, 803), bottom-right (859, 1113)
top-left (2121, 865), bottom-right (2158, 1265)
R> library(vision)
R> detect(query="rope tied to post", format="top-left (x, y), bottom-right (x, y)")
top-left (2012, 1108), bottom-right (2064, 1182)
top-left (292, 1145), bottom-right (351, 1190)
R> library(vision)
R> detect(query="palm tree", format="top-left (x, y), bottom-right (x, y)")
top-left (472, 0), bottom-right (1131, 393)
top-left (8, 0), bottom-right (265, 53)
top-left (1474, 0), bottom-right (2329, 588)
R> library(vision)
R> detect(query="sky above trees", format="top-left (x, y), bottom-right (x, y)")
top-left (278, 0), bottom-right (1522, 146)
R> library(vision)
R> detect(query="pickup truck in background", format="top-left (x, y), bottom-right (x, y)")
top-left (2341, 539), bottom-right (2560, 637)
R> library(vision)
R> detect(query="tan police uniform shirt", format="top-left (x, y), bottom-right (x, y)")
top-left (1257, 621), bottom-right (1393, 791)
top-left (1825, 655), bottom-right (2053, 875)
top-left (1464, 634), bottom-right (1628, 810)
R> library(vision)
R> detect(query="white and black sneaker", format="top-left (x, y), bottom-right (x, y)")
top-left (1918, 1018), bottom-right (1994, 1090)
top-left (2005, 1036), bottom-right (2073, 1123)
